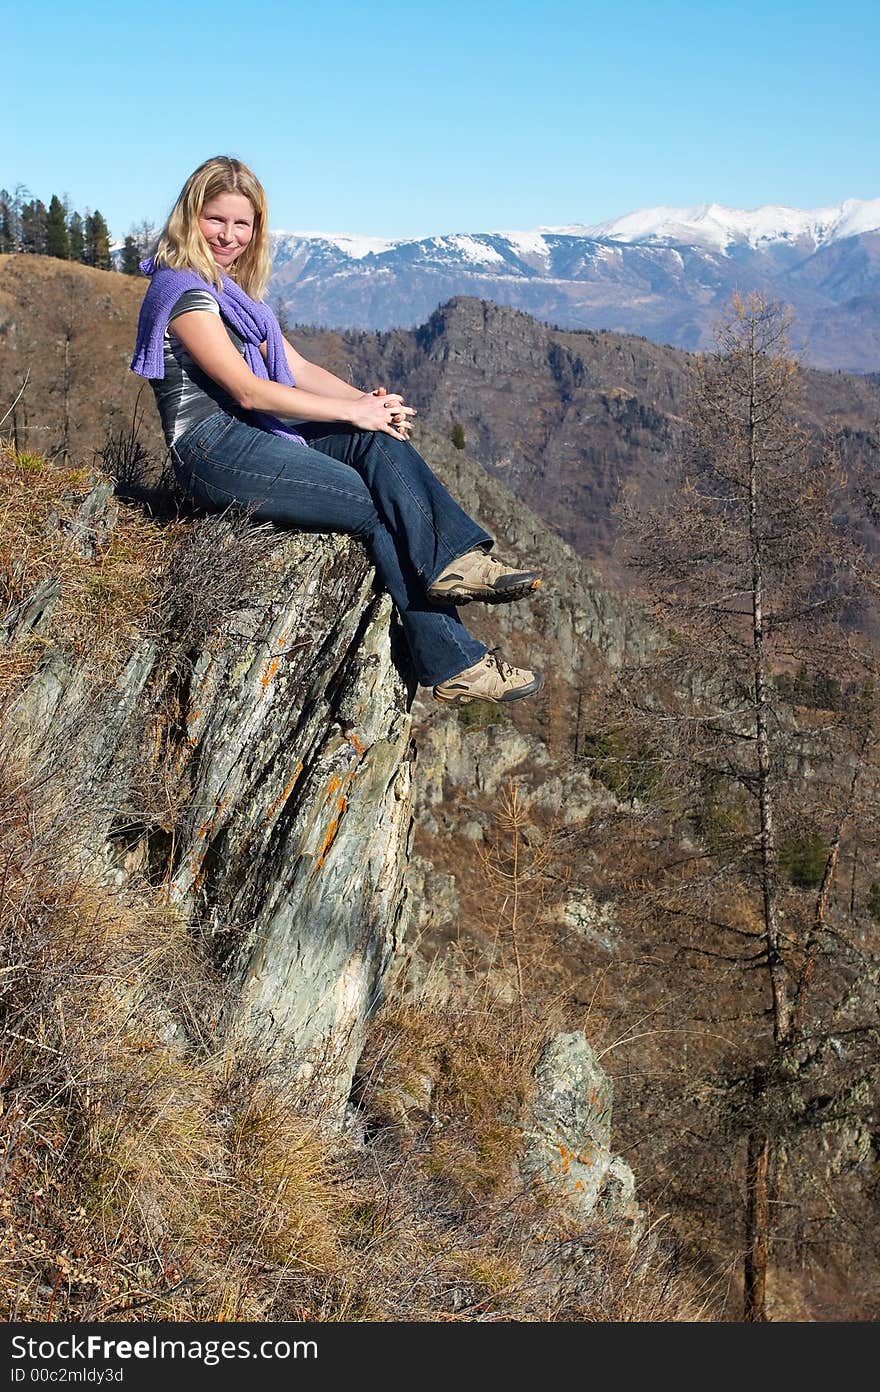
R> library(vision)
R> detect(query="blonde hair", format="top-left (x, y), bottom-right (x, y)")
top-left (152, 155), bottom-right (271, 299)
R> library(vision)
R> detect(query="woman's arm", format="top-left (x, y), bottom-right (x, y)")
top-left (169, 311), bottom-right (414, 438)
top-left (280, 336), bottom-right (364, 401)
top-left (278, 338), bottom-right (413, 436)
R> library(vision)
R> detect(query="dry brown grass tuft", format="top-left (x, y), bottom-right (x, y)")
top-left (0, 743), bottom-right (352, 1321)
top-left (217, 1054), bottom-right (345, 1276)
top-left (358, 991), bottom-right (544, 1206)
top-left (0, 441), bottom-right (179, 678)
top-left (345, 975), bottom-right (709, 1320)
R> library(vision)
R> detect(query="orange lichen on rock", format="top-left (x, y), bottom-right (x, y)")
top-left (184, 709), bottom-right (205, 749)
top-left (315, 814), bottom-right (340, 869)
top-left (314, 766), bottom-right (355, 869)
top-left (315, 795), bottom-right (349, 868)
top-left (263, 761), bottom-right (304, 826)
top-left (347, 733), bottom-right (366, 755)
top-left (557, 1143), bottom-right (572, 1174)
top-left (260, 657), bottom-right (280, 691)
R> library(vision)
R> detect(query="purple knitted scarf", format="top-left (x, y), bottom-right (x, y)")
top-left (130, 257), bottom-right (305, 443)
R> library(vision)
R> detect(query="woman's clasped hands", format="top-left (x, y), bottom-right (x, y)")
top-left (348, 385), bottom-right (416, 441)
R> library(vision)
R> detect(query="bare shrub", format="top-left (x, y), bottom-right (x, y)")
top-left (96, 389), bottom-right (177, 517)
top-left (157, 511), bottom-right (283, 657)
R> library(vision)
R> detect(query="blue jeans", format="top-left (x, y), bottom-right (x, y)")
top-left (171, 411), bottom-right (491, 686)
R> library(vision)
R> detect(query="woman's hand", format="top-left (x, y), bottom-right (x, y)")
top-left (350, 388), bottom-right (416, 440)
top-left (371, 385), bottom-right (415, 439)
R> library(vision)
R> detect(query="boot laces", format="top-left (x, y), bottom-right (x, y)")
top-left (486, 647), bottom-right (514, 680)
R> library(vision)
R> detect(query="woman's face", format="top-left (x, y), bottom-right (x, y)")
top-left (198, 191), bottom-right (255, 270)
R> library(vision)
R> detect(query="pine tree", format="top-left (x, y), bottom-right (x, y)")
top-left (589, 293), bottom-right (880, 1321)
top-left (121, 234), bottom-right (141, 275)
top-left (68, 211), bottom-right (85, 263)
top-left (46, 195), bottom-right (71, 260)
top-left (85, 209), bottom-right (112, 270)
top-left (0, 190), bottom-right (15, 253)
top-left (20, 199), bottom-right (48, 255)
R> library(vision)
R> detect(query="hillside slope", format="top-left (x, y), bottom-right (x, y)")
top-left (293, 297), bottom-right (880, 583)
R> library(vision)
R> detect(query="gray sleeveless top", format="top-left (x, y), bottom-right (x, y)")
top-left (150, 289), bottom-right (250, 447)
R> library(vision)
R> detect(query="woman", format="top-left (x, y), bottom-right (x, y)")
top-left (131, 155), bottom-right (543, 705)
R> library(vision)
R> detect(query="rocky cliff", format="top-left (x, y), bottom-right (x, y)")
top-left (3, 474), bottom-right (414, 1111)
top-left (1, 436), bottom-right (652, 1131)
top-left (394, 428), bottom-right (658, 969)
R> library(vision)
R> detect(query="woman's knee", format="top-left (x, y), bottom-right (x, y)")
top-left (350, 499), bottom-right (381, 539)
top-left (359, 428), bottom-right (412, 460)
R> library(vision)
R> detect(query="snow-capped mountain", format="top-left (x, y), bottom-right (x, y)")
top-left (267, 199), bottom-right (880, 372)
top-left (575, 198), bottom-right (880, 251)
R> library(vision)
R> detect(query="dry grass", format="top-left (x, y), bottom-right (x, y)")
top-left (345, 977), bottom-right (709, 1321)
top-left (0, 441), bottom-right (178, 686)
top-left (0, 444), bottom-right (707, 1322)
top-left (0, 725), bottom-right (705, 1321)
top-left (355, 991), bottom-right (544, 1204)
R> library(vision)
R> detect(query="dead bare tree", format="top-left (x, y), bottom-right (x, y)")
top-left (587, 294), bottom-right (880, 1320)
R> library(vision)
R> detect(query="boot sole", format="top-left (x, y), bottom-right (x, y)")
top-left (433, 671), bottom-right (543, 706)
top-left (427, 578), bottom-right (542, 606)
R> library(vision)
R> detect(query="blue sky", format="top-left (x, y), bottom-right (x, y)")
top-left (6, 0), bottom-right (878, 241)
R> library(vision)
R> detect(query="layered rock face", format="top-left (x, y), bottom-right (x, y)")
top-left (4, 487), bottom-right (414, 1109)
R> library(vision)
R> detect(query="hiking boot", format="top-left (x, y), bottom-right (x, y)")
top-left (433, 648), bottom-right (543, 706)
top-left (427, 549), bottom-right (541, 606)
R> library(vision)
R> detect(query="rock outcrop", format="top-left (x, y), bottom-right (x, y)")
top-left (521, 1031), bottom-right (641, 1234)
top-left (4, 486), bottom-right (415, 1112)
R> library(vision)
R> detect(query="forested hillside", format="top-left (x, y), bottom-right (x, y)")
top-left (1, 257), bottom-right (878, 1320)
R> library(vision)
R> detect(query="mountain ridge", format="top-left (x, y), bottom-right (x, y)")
top-left (267, 197), bottom-right (880, 371)
top-left (290, 295), bottom-right (880, 594)
top-left (275, 196), bottom-right (880, 256)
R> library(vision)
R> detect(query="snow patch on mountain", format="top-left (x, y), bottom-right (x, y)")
top-left (827, 198), bottom-right (880, 243)
top-left (273, 231), bottom-right (397, 259)
top-left (575, 200), bottom-right (880, 253)
top-left (268, 200), bottom-right (880, 270)
top-left (497, 230), bottom-right (552, 262)
top-left (432, 235), bottom-right (506, 265)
